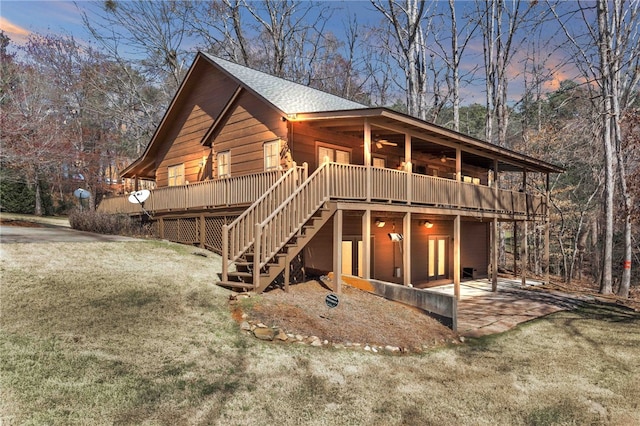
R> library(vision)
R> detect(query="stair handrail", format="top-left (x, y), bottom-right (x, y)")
top-left (255, 161), bottom-right (333, 269)
top-left (221, 162), bottom-right (307, 280)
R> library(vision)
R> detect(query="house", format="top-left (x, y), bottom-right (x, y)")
top-left (99, 52), bottom-right (562, 302)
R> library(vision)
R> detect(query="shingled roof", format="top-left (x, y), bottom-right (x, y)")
top-left (202, 53), bottom-right (368, 114)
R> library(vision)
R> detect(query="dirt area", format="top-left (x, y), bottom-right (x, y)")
top-left (235, 276), bottom-right (640, 350)
top-left (236, 279), bottom-right (459, 350)
top-left (0, 218), bottom-right (45, 228)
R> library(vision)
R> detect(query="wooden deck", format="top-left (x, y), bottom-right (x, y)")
top-left (98, 162), bottom-right (546, 219)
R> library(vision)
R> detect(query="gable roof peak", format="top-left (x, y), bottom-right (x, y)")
top-left (201, 52), bottom-right (369, 115)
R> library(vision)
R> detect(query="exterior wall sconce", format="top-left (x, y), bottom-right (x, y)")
top-left (388, 233), bottom-right (403, 241)
top-left (375, 219), bottom-right (386, 228)
top-left (423, 220), bottom-right (434, 228)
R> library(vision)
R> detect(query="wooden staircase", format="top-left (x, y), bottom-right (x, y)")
top-left (217, 203), bottom-right (335, 292)
top-left (217, 162), bottom-right (336, 293)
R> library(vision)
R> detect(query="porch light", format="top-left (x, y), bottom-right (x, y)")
top-left (375, 219), bottom-right (386, 228)
top-left (423, 221), bottom-right (434, 228)
top-left (440, 154), bottom-right (448, 163)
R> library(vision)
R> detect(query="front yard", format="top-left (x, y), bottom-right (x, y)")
top-left (1, 236), bottom-right (639, 425)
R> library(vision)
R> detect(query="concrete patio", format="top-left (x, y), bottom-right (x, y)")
top-left (426, 278), bottom-right (583, 337)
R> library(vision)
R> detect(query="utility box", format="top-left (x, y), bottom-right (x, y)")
top-left (462, 267), bottom-right (476, 279)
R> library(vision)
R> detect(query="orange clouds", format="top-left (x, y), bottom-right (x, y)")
top-left (0, 17), bottom-right (30, 44)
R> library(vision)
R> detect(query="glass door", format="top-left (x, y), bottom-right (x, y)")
top-left (428, 236), bottom-right (448, 280)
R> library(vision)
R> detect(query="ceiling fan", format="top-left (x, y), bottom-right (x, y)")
top-left (439, 153), bottom-right (456, 163)
top-left (361, 136), bottom-right (398, 149)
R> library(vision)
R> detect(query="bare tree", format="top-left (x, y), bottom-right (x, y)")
top-left (0, 35), bottom-right (73, 215)
top-left (371, 0), bottom-right (430, 120)
top-left (477, 0), bottom-right (538, 146)
top-left (550, 0), bottom-right (640, 295)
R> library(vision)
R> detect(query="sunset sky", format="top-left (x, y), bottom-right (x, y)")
top-left (1, 0), bottom-right (584, 105)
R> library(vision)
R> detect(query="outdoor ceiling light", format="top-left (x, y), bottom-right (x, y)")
top-left (440, 154), bottom-right (448, 163)
top-left (423, 220), bottom-right (434, 228)
top-left (375, 219), bottom-right (386, 228)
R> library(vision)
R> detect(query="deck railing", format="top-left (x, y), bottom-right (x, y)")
top-left (99, 163), bottom-right (547, 220)
top-left (252, 163), bottom-right (547, 273)
top-left (97, 169), bottom-right (287, 214)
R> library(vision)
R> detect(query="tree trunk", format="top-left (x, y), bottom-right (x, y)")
top-left (597, 0), bottom-right (614, 294)
top-left (34, 171), bottom-right (43, 217)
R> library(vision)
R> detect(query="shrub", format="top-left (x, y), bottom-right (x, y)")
top-left (68, 209), bottom-right (140, 236)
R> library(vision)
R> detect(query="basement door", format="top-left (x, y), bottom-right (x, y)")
top-left (428, 236), bottom-right (448, 281)
top-left (341, 237), bottom-right (373, 278)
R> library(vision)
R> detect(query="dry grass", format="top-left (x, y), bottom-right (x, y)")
top-left (1, 238), bottom-right (639, 425)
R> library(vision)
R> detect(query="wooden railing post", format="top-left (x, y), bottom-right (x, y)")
top-left (222, 224), bottom-right (229, 282)
top-left (253, 223), bottom-right (261, 289)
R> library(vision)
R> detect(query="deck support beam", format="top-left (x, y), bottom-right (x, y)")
top-left (521, 220), bottom-right (528, 287)
top-left (453, 214), bottom-right (461, 299)
top-left (513, 221), bottom-right (518, 276)
top-left (333, 209), bottom-right (343, 294)
top-left (362, 209), bottom-right (371, 279)
top-left (492, 218), bottom-right (499, 291)
top-left (284, 258), bottom-right (290, 293)
top-left (364, 119), bottom-right (372, 202)
top-left (492, 158), bottom-right (499, 292)
top-left (545, 173), bottom-right (551, 285)
top-left (403, 211), bottom-right (412, 286)
top-left (405, 133), bottom-right (412, 204)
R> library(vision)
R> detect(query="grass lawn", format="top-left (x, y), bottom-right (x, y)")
top-left (1, 238), bottom-right (639, 425)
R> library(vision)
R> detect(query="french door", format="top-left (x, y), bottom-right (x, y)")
top-left (428, 236), bottom-right (448, 280)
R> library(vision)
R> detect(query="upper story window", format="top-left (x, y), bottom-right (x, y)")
top-left (318, 144), bottom-right (350, 165)
top-left (264, 140), bottom-right (280, 171)
top-left (373, 157), bottom-right (386, 168)
top-left (217, 150), bottom-right (230, 178)
top-left (168, 164), bottom-right (184, 186)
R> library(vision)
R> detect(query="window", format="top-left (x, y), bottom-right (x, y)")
top-left (168, 164), bottom-right (184, 186)
top-left (317, 144), bottom-right (350, 165)
top-left (264, 140), bottom-right (280, 171)
top-left (373, 157), bottom-right (386, 168)
top-left (217, 151), bottom-right (230, 178)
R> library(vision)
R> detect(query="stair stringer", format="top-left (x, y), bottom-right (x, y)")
top-left (253, 202), bottom-right (337, 293)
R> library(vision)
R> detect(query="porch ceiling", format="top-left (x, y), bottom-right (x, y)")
top-left (297, 110), bottom-right (563, 175)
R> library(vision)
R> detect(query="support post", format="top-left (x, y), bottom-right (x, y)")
top-left (454, 215), bottom-right (461, 299)
top-left (333, 209), bottom-right (343, 294)
top-left (403, 212), bottom-right (412, 286)
top-left (513, 221), bottom-right (518, 276)
top-left (521, 220), bottom-right (528, 287)
top-left (221, 224), bottom-right (228, 282)
top-left (492, 218), bottom-right (499, 292)
top-left (545, 173), bottom-right (551, 285)
top-left (364, 119), bottom-right (372, 202)
top-left (253, 223), bottom-right (261, 289)
top-left (159, 217), bottom-right (165, 240)
top-left (492, 158), bottom-right (499, 292)
top-left (405, 133), bottom-right (412, 205)
top-left (284, 259), bottom-right (290, 293)
top-left (199, 214), bottom-right (206, 248)
top-left (362, 209), bottom-right (371, 279)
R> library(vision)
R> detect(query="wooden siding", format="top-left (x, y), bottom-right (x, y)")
top-left (304, 213), bottom-right (461, 285)
top-left (155, 67), bottom-right (241, 187)
top-left (212, 91), bottom-right (287, 177)
top-left (290, 121), bottom-right (364, 168)
top-left (460, 221), bottom-right (490, 278)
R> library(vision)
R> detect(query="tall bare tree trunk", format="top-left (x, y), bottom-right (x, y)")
top-left (598, 0), bottom-right (615, 294)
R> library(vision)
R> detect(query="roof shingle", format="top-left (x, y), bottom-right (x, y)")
top-left (203, 53), bottom-right (368, 114)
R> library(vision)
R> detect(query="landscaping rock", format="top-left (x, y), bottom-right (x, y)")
top-left (253, 328), bottom-right (276, 341)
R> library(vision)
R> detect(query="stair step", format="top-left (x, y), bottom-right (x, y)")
top-left (228, 271), bottom-right (270, 279)
top-left (228, 271), bottom-right (253, 278)
top-left (216, 281), bottom-right (255, 290)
